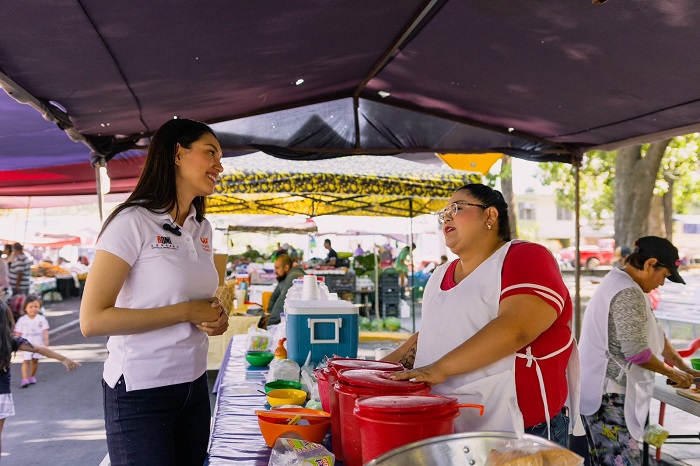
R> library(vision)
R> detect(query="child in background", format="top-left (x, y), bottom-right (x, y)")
top-left (0, 300), bottom-right (79, 456)
top-left (13, 296), bottom-right (50, 388)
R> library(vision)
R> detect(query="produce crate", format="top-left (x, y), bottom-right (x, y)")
top-left (382, 302), bottom-right (400, 318)
top-left (324, 274), bottom-right (356, 293)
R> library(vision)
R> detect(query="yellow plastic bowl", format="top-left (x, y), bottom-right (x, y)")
top-left (266, 388), bottom-right (307, 407)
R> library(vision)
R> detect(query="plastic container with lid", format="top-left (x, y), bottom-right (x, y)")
top-left (354, 395), bottom-right (484, 465)
top-left (333, 369), bottom-right (429, 466)
top-left (313, 368), bottom-right (330, 412)
top-left (324, 359), bottom-right (404, 461)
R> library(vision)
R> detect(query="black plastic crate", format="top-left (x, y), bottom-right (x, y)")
top-left (324, 274), bottom-right (356, 293)
top-left (382, 302), bottom-right (400, 318)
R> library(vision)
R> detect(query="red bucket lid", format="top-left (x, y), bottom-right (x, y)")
top-left (337, 369), bottom-right (427, 391)
top-left (328, 358), bottom-right (403, 372)
top-left (355, 394), bottom-right (458, 415)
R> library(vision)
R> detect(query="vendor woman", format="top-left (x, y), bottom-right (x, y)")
top-left (579, 236), bottom-right (698, 465)
top-left (386, 184), bottom-right (578, 447)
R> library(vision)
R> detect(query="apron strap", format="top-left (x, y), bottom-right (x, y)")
top-left (515, 332), bottom-right (574, 440)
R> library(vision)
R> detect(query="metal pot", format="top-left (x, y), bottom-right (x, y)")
top-left (364, 432), bottom-right (566, 465)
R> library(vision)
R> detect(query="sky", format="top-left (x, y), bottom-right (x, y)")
top-left (506, 158), bottom-right (553, 195)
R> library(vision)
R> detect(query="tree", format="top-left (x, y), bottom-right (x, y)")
top-left (536, 151), bottom-right (616, 230)
top-left (498, 155), bottom-right (518, 240)
top-left (537, 135), bottom-right (700, 247)
top-left (614, 140), bottom-right (670, 248)
top-left (648, 135), bottom-right (700, 240)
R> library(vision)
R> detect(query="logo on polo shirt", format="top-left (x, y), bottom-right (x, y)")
top-left (150, 235), bottom-right (180, 250)
top-left (200, 237), bottom-right (211, 253)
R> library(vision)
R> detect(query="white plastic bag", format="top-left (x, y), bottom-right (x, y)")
top-left (269, 437), bottom-right (334, 466)
top-left (246, 324), bottom-right (272, 352)
top-left (267, 358), bottom-right (301, 383)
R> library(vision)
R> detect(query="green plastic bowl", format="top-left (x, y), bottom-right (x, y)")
top-left (691, 358), bottom-right (700, 371)
top-left (264, 380), bottom-right (303, 393)
top-left (246, 351), bottom-right (274, 367)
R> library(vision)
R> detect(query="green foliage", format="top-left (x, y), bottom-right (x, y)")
top-left (383, 317), bottom-right (401, 332)
top-left (369, 318), bottom-right (384, 331)
top-left (359, 316), bottom-right (372, 331)
top-left (354, 253), bottom-right (378, 276)
top-left (660, 135), bottom-right (700, 213)
top-left (537, 151), bottom-right (615, 229)
top-left (536, 134), bottom-right (700, 225)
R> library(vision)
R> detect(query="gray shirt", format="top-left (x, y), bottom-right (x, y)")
top-left (267, 266), bottom-right (305, 325)
top-left (606, 286), bottom-right (650, 386)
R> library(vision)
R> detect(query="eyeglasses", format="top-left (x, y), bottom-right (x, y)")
top-left (437, 201), bottom-right (487, 225)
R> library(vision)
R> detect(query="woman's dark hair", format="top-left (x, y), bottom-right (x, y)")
top-left (456, 183), bottom-right (511, 242)
top-left (0, 300), bottom-right (14, 371)
top-left (626, 240), bottom-right (668, 271)
top-left (100, 118), bottom-right (217, 237)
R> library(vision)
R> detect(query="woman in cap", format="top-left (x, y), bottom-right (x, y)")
top-left (387, 183), bottom-right (579, 447)
top-left (579, 236), bottom-right (699, 465)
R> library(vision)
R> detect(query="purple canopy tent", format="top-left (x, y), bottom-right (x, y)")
top-left (2, 1), bottom-right (700, 336)
top-left (4, 1), bottom-right (700, 165)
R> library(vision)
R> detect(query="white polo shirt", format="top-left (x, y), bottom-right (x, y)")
top-left (97, 205), bottom-right (218, 391)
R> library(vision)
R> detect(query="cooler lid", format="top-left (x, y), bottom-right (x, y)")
top-left (286, 300), bottom-right (359, 315)
top-left (328, 358), bottom-right (403, 372)
top-left (355, 395), bottom-right (457, 414)
top-left (337, 369), bottom-right (426, 390)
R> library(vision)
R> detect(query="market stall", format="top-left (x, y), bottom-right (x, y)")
top-left (2, 234), bottom-right (88, 299)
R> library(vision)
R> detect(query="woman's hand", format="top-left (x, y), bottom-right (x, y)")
top-left (668, 367), bottom-right (694, 388)
top-left (390, 362), bottom-right (447, 386)
top-left (193, 298), bottom-right (229, 336)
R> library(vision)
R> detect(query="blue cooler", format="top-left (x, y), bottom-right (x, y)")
top-left (286, 300), bottom-right (359, 366)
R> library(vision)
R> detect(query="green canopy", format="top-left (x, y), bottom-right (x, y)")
top-left (207, 154), bottom-right (480, 217)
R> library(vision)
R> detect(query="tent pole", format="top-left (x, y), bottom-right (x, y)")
top-left (374, 237), bottom-right (379, 321)
top-left (574, 157), bottom-right (581, 340)
top-left (95, 165), bottom-right (105, 223)
top-left (94, 155), bottom-right (108, 223)
top-left (410, 199), bottom-right (415, 334)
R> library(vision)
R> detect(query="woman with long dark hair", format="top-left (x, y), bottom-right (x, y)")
top-left (387, 183), bottom-right (579, 447)
top-left (80, 118), bottom-right (229, 465)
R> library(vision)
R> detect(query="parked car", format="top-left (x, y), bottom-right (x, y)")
top-left (559, 244), bottom-right (615, 269)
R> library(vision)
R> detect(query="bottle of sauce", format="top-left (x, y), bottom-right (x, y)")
top-left (274, 337), bottom-right (288, 359)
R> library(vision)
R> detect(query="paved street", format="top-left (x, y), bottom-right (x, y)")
top-left (5, 298), bottom-right (108, 465)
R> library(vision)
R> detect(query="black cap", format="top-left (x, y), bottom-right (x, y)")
top-left (634, 236), bottom-right (685, 284)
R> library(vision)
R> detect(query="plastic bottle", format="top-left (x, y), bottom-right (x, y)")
top-left (274, 337), bottom-right (288, 359)
top-left (284, 278), bottom-right (305, 310)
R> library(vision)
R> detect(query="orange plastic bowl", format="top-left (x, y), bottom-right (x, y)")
top-left (256, 411), bottom-right (331, 447)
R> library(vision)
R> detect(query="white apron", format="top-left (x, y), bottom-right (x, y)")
top-left (416, 241), bottom-right (579, 438)
top-left (579, 267), bottom-right (665, 440)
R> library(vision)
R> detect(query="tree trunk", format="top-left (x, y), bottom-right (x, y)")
top-left (499, 154), bottom-right (518, 239)
top-left (614, 139), bottom-right (670, 249)
top-left (663, 176), bottom-right (674, 241)
top-left (648, 196), bottom-right (665, 237)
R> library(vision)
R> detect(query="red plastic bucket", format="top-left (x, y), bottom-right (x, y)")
top-left (354, 395), bottom-right (484, 464)
top-left (334, 370), bottom-right (429, 466)
top-left (325, 358), bottom-right (403, 461)
top-left (313, 368), bottom-right (330, 412)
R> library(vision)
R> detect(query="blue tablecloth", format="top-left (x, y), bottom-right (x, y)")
top-left (207, 335), bottom-right (272, 465)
